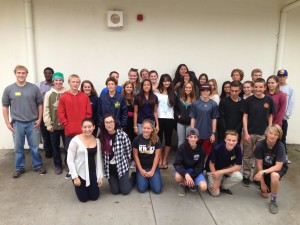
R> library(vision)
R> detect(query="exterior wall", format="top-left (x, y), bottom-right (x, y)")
top-left (0, 0), bottom-right (299, 148)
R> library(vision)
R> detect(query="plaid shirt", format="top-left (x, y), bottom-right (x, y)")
top-left (103, 129), bottom-right (131, 179)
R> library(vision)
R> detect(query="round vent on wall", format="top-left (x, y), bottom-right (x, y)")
top-left (107, 11), bottom-right (123, 28)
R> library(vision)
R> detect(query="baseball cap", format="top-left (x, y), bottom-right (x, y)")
top-left (277, 69), bottom-right (288, 76)
top-left (186, 127), bottom-right (199, 138)
top-left (200, 83), bottom-right (212, 91)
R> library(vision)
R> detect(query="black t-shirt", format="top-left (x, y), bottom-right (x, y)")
top-left (241, 95), bottom-right (275, 135)
top-left (109, 133), bottom-right (116, 162)
top-left (132, 134), bottom-right (161, 169)
top-left (206, 142), bottom-right (242, 172)
top-left (253, 140), bottom-right (287, 169)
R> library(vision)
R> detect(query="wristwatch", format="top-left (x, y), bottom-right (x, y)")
top-left (261, 170), bottom-right (266, 175)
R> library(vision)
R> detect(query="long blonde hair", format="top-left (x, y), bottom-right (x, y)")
top-left (142, 119), bottom-right (159, 146)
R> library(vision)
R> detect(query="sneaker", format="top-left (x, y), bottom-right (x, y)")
top-left (65, 172), bottom-right (71, 180)
top-left (269, 201), bottom-right (279, 214)
top-left (286, 156), bottom-right (291, 164)
top-left (242, 177), bottom-right (250, 187)
top-left (254, 181), bottom-right (261, 189)
top-left (178, 184), bottom-right (186, 197)
top-left (13, 169), bottom-right (25, 178)
top-left (221, 188), bottom-right (233, 196)
top-left (55, 167), bottom-right (62, 175)
top-left (36, 166), bottom-right (47, 175)
top-left (189, 186), bottom-right (197, 192)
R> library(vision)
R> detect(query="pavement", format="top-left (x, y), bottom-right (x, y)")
top-left (0, 144), bottom-right (299, 225)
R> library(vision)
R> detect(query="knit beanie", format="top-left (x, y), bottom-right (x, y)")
top-left (52, 72), bottom-right (64, 81)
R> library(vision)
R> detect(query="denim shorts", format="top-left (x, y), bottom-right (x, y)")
top-left (174, 168), bottom-right (206, 186)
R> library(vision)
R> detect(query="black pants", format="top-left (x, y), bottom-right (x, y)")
top-left (40, 120), bottom-right (53, 154)
top-left (65, 135), bottom-right (75, 167)
top-left (74, 171), bottom-right (100, 202)
top-left (108, 167), bottom-right (134, 195)
top-left (281, 119), bottom-right (288, 154)
top-left (158, 118), bottom-right (175, 146)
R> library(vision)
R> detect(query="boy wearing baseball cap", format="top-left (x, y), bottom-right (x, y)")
top-left (173, 128), bottom-right (207, 196)
top-left (277, 69), bottom-right (296, 164)
top-left (190, 83), bottom-right (219, 163)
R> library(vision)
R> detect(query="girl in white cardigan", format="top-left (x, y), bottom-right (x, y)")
top-left (67, 118), bottom-right (104, 202)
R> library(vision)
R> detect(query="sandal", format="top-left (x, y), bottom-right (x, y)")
top-left (161, 164), bottom-right (168, 170)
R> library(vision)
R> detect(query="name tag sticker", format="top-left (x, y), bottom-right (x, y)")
top-left (15, 92), bottom-right (21, 96)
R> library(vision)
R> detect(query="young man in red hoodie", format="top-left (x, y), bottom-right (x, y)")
top-left (58, 74), bottom-right (92, 179)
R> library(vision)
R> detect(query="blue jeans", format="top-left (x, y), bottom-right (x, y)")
top-left (13, 121), bottom-right (43, 170)
top-left (177, 123), bottom-right (190, 147)
top-left (50, 130), bottom-right (65, 168)
top-left (136, 167), bottom-right (162, 194)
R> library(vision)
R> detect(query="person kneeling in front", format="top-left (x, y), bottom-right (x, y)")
top-left (173, 128), bottom-right (207, 197)
top-left (206, 130), bottom-right (243, 196)
top-left (67, 118), bottom-right (103, 202)
top-left (253, 125), bottom-right (288, 214)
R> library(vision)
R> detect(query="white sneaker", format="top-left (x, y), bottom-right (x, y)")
top-left (286, 156), bottom-right (291, 164)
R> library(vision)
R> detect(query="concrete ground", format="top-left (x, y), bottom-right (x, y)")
top-left (0, 145), bottom-right (299, 225)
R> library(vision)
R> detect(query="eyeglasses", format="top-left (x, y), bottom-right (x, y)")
top-left (105, 121), bottom-right (115, 125)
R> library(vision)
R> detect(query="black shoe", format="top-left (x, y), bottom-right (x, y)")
top-left (242, 177), bottom-right (250, 187)
top-left (45, 152), bottom-right (53, 158)
top-left (65, 172), bottom-right (71, 180)
top-left (55, 167), bottom-right (62, 175)
top-left (13, 169), bottom-right (25, 178)
top-left (221, 188), bottom-right (233, 195)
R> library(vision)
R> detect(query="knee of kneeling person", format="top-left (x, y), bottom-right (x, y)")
top-left (175, 173), bottom-right (184, 183)
top-left (152, 187), bottom-right (162, 194)
top-left (233, 171), bottom-right (243, 182)
top-left (198, 182), bottom-right (207, 192)
top-left (209, 187), bottom-right (220, 197)
top-left (270, 172), bottom-right (280, 182)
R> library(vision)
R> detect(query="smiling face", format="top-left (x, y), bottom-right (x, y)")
top-left (199, 76), bottom-right (207, 85)
top-left (184, 73), bottom-right (190, 83)
top-left (53, 78), bottom-right (64, 90)
top-left (141, 71), bottom-right (149, 80)
top-left (82, 82), bottom-right (92, 95)
top-left (15, 69), bottom-right (28, 85)
top-left (81, 120), bottom-right (95, 136)
top-left (223, 83), bottom-right (231, 94)
top-left (179, 66), bottom-right (188, 76)
top-left (253, 82), bottom-right (265, 98)
top-left (142, 80), bottom-right (151, 93)
top-left (129, 71), bottom-right (139, 84)
top-left (201, 89), bottom-right (211, 98)
top-left (149, 72), bottom-right (158, 84)
top-left (111, 72), bottom-right (119, 81)
top-left (224, 134), bottom-right (238, 151)
top-left (142, 122), bottom-right (153, 139)
top-left (124, 83), bottom-right (133, 94)
top-left (243, 83), bottom-right (253, 96)
top-left (266, 129), bottom-right (279, 145)
top-left (162, 78), bottom-right (171, 89)
top-left (107, 81), bottom-right (116, 92)
top-left (184, 83), bottom-right (192, 95)
top-left (187, 134), bottom-right (198, 148)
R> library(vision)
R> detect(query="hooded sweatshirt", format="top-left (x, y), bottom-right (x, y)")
top-left (43, 87), bottom-right (67, 130)
top-left (58, 91), bottom-right (92, 136)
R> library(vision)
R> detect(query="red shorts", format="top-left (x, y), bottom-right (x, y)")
top-left (198, 139), bottom-right (212, 155)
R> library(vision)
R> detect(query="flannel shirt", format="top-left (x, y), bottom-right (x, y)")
top-left (103, 129), bottom-right (132, 179)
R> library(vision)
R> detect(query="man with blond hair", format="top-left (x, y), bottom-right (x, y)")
top-left (2, 65), bottom-right (46, 178)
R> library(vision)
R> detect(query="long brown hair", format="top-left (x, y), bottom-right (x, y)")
top-left (122, 81), bottom-right (136, 106)
top-left (142, 119), bottom-right (159, 147)
top-left (266, 75), bottom-right (280, 94)
top-left (180, 81), bottom-right (196, 102)
top-left (99, 114), bottom-right (117, 156)
top-left (80, 80), bottom-right (98, 96)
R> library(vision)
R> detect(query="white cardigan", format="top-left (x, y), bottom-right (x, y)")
top-left (67, 136), bottom-right (104, 187)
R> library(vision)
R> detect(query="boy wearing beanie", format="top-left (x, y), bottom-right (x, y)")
top-left (43, 72), bottom-right (67, 175)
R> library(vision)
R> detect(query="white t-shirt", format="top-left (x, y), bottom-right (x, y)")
top-left (155, 92), bottom-right (174, 119)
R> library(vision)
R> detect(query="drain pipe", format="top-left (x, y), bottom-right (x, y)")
top-left (275, 0), bottom-right (300, 72)
top-left (24, 0), bottom-right (37, 83)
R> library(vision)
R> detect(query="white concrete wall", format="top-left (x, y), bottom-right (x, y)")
top-left (1, 0), bottom-right (299, 148)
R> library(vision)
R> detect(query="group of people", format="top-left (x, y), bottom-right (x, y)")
top-left (2, 64), bottom-right (295, 214)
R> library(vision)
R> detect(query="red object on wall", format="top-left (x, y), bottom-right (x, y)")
top-left (137, 14), bottom-right (143, 21)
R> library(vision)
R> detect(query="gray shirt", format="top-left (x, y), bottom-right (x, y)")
top-left (2, 82), bottom-right (43, 122)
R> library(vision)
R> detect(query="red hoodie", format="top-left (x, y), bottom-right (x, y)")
top-left (58, 91), bottom-right (92, 136)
